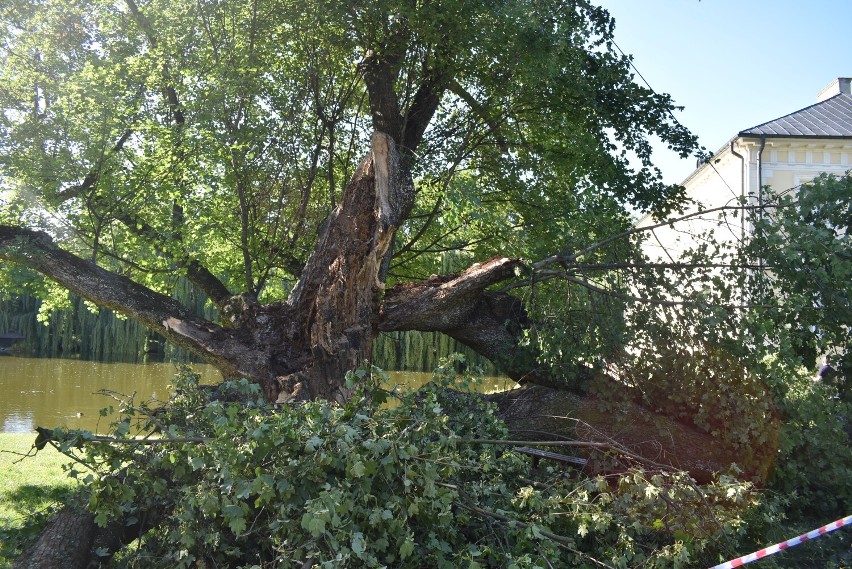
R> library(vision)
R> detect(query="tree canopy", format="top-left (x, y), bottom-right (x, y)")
top-left (0, 0), bottom-right (695, 287)
top-left (2, 0), bottom-right (850, 456)
top-left (0, 0), bottom-right (706, 399)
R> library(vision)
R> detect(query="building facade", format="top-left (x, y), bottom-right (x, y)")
top-left (638, 77), bottom-right (852, 260)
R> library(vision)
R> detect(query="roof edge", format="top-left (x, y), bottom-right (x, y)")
top-left (736, 133), bottom-right (852, 140)
top-left (738, 92), bottom-right (852, 136)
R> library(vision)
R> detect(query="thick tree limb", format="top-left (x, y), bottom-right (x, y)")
top-left (186, 259), bottom-right (233, 307)
top-left (380, 257), bottom-right (521, 331)
top-left (361, 52), bottom-right (405, 143)
top-left (14, 497), bottom-right (158, 569)
top-left (0, 226), bottom-right (262, 378)
top-left (401, 76), bottom-right (445, 156)
top-left (379, 257), bottom-right (556, 383)
top-left (12, 505), bottom-right (95, 569)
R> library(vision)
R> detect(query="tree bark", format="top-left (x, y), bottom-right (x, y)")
top-left (12, 506), bottom-right (94, 569)
top-left (379, 258), bottom-right (566, 386)
top-left (491, 383), bottom-right (778, 485)
top-left (13, 499), bottom-right (155, 569)
top-left (273, 132), bottom-right (413, 402)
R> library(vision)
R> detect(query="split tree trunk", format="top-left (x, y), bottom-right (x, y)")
top-left (0, 132), bottom-right (414, 404)
top-left (272, 132), bottom-right (412, 403)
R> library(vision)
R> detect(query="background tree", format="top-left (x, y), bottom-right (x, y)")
top-left (746, 173), bottom-right (852, 382)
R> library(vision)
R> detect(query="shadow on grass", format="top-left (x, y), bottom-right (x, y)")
top-left (0, 484), bottom-right (78, 568)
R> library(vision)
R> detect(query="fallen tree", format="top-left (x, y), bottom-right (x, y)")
top-left (1, 0), bottom-right (790, 565)
top-left (15, 371), bottom-right (768, 568)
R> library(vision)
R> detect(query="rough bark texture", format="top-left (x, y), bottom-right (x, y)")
top-left (12, 506), bottom-right (94, 569)
top-left (13, 502), bottom-right (153, 569)
top-left (491, 383), bottom-right (779, 485)
top-left (276, 132), bottom-right (411, 403)
top-left (379, 258), bottom-right (563, 386)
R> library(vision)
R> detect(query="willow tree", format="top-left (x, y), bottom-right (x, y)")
top-left (0, 0), bottom-right (698, 404)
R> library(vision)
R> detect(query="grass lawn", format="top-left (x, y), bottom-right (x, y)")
top-left (0, 433), bottom-right (79, 568)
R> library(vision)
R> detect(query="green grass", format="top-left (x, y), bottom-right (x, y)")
top-left (0, 433), bottom-right (79, 568)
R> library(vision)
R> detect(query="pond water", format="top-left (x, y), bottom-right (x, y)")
top-left (0, 356), bottom-right (516, 434)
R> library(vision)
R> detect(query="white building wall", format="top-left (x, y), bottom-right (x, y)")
top-left (636, 144), bottom-right (746, 262)
top-left (639, 137), bottom-right (852, 264)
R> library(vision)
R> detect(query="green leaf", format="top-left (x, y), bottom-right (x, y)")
top-left (399, 536), bottom-right (415, 560)
top-left (190, 455), bottom-right (206, 471)
top-left (223, 504), bottom-right (247, 535)
top-left (305, 436), bottom-right (324, 452)
top-left (94, 512), bottom-right (109, 528)
top-left (228, 515), bottom-right (247, 535)
top-left (301, 514), bottom-right (326, 538)
top-left (351, 532), bottom-right (366, 556)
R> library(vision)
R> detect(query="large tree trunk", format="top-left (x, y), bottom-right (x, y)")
top-left (490, 384), bottom-right (779, 485)
top-left (268, 132), bottom-right (413, 403)
top-left (12, 506), bottom-right (94, 569)
top-left (14, 500), bottom-right (155, 569)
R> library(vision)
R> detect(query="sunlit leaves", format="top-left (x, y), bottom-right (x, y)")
top-left (1, 0), bottom-right (699, 303)
top-left (46, 364), bottom-right (758, 568)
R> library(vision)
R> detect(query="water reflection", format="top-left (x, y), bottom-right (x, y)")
top-left (0, 356), bottom-right (222, 434)
top-left (3, 411), bottom-right (35, 433)
top-left (0, 356), bottom-right (516, 434)
top-left (381, 372), bottom-right (517, 403)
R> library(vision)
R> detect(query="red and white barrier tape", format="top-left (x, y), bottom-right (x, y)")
top-left (709, 515), bottom-right (852, 569)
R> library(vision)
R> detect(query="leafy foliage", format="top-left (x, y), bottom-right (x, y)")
top-left (0, 0), bottom-right (697, 301)
top-left (37, 363), bottom-right (764, 568)
top-left (747, 173), bottom-right (852, 373)
top-left (617, 337), bottom-right (778, 463)
top-left (611, 173), bottom-right (852, 565)
top-left (770, 366), bottom-right (852, 520)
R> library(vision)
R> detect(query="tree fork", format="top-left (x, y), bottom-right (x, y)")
top-left (379, 257), bottom-right (562, 385)
top-left (277, 132), bottom-right (414, 403)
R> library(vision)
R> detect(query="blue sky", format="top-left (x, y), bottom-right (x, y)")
top-left (602, 0), bottom-right (852, 184)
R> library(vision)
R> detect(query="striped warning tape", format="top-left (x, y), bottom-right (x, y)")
top-left (709, 515), bottom-right (852, 569)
